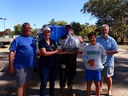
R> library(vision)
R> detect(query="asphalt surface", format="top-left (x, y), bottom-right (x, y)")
top-left (0, 45), bottom-right (128, 96)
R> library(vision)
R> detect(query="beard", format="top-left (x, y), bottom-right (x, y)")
top-left (101, 33), bottom-right (108, 37)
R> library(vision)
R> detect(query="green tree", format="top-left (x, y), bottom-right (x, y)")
top-left (71, 22), bottom-right (82, 35)
top-left (49, 18), bottom-right (57, 25)
top-left (57, 21), bottom-right (67, 26)
top-left (81, 0), bottom-right (128, 43)
top-left (80, 25), bottom-right (97, 36)
top-left (5, 28), bottom-right (13, 37)
top-left (31, 28), bottom-right (39, 37)
top-left (14, 24), bottom-right (22, 35)
top-left (49, 18), bottom-right (67, 26)
top-left (49, 19), bottom-right (67, 26)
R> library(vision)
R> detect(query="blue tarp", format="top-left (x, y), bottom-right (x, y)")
top-left (49, 26), bottom-right (66, 42)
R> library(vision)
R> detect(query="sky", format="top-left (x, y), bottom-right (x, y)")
top-left (0, 0), bottom-right (97, 31)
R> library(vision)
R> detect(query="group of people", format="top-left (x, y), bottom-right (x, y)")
top-left (82, 24), bottom-right (118, 96)
top-left (8, 22), bottom-right (118, 96)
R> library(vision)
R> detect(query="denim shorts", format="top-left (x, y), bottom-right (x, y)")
top-left (104, 66), bottom-right (114, 77)
top-left (15, 67), bottom-right (33, 87)
top-left (85, 69), bottom-right (101, 82)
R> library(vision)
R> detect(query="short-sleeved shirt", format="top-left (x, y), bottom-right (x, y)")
top-left (96, 35), bottom-right (118, 66)
top-left (9, 35), bottom-right (37, 69)
top-left (38, 39), bottom-right (58, 68)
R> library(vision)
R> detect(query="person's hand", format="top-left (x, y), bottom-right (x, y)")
top-left (71, 32), bottom-right (75, 36)
top-left (77, 36), bottom-right (83, 43)
top-left (56, 49), bottom-right (61, 54)
top-left (67, 51), bottom-right (74, 54)
top-left (88, 59), bottom-right (95, 67)
top-left (88, 59), bottom-right (94, 63)
top-left (68, 29), bottom-right (75, 36)
top-left (8, 65), bottom-right (14, 74)
top-left (60, 51), bottom-right (67, 54)
top-left (56, 49), bottom-right (67, 54)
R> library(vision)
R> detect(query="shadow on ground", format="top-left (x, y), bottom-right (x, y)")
top-left (113, 56), bottom-right (128, 87)
top-left (0, 51), bottom-right (128, 95)
top-left (0, 87), bottom-right (108, 96)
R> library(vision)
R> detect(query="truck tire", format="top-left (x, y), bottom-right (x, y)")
top-left (0, 42), bottom-right (4, 48)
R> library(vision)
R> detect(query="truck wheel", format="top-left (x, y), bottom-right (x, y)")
top-left (0, 42), bottom-right (4, 48)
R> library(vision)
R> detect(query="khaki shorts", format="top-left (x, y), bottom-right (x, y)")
top-left (104, 66), bottom-right (114, 77)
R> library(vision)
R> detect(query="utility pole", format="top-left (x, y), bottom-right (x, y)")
top-left (0, 18), bottom-right (7, 31)
top-left (34, 24), bottom-right (36, 29)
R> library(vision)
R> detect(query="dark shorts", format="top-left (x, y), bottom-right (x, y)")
top-left (15, 67), bottom-right (33, 87)
top-left (85, 69), bottom-right (101, 82)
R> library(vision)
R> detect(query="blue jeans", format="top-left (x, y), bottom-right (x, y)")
top-left (39, 64), bottom-right (56, 96)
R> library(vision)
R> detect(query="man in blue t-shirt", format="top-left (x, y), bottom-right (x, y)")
top-left (8, 22), bottom-right (37, 96)
top-left (96, 24), bottom-right (118, 96)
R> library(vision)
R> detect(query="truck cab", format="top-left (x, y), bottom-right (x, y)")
top-left (0, 31), bottom-right (13, 48)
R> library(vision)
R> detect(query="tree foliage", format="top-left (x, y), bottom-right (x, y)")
top-left (49, 18), bottom-right (67, 26)
top-left (5, 28), bottom-right (11, 34)
top-left (4, 28), bottom-right (13, 37)
top-left (14, 24), bottom-right (22, 35)
top-left (70, 22), bottom-right (82, 35)
top-left (11, 19), bottom-right (98, 37)
top-left (81, 0), bottom-right (128, 43)
top-left (80, 25), bottom-right (97, 36)
top-left (31, 28), bottom-right (39, 37)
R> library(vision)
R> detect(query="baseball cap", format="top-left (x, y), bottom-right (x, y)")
top-left (42, 26), bottom-right (51, 32)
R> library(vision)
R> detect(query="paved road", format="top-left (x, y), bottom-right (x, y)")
top-left (0, 45), bottom-right (128, 96)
